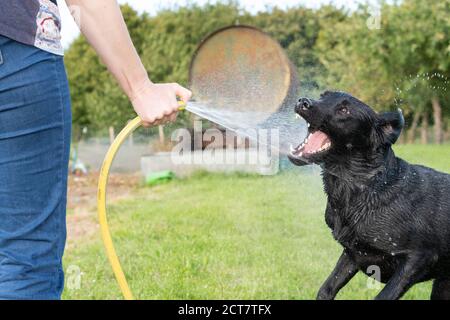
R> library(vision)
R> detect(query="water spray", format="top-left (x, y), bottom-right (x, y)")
top-left (97, 25), bottom-right (309, 299)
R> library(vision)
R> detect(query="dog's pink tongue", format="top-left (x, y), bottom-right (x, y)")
top-left (304, 131), bottom-right (329, 153)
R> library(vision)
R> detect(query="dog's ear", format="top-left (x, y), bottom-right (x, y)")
top-left (378, 109), bottom-right (404, 145)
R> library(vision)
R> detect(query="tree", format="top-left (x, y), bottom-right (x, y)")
top-left (65, 4), bottom-right (155, 135)
top-left (316, 0), bottom-right (450, 143)
top-left (65, 3), bottom-right (244, 136)
top-left (65, 1), bottom-right (449, 143)
top-left (248, 6), bottom-right (347, 98)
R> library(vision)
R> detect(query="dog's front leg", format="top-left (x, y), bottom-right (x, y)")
top-left (374, 253), bottom-right (436, 300)
top-left (317, 250), bottom-right (358, 300)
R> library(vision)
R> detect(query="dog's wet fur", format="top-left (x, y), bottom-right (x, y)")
top-left (288, 91), bottom-right (450, 300)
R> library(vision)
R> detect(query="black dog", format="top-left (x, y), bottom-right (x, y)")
top-left (288, 91), bottom-right (450, 300)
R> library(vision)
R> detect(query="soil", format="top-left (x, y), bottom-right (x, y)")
top-left (66, 172), bottom-right (141, 248)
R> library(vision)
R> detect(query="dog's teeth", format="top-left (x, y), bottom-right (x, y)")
top-left (295, 114), bottom-right (301, 119)
top-left (307, 123), bottom-right (310, 128)
top-left (298, 152), bottom-right (303, 157)
top-left (290, 144), bottom-right (296, 152)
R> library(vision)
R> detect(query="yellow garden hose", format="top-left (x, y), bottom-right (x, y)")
top-left (97, 102), bottom-right (186, 300)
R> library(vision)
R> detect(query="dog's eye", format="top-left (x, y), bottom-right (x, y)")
top-left (337, 106), bottom-right (350, 115)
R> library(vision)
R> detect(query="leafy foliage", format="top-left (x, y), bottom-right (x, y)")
top-left (64, 1), bottom-right (450, 140)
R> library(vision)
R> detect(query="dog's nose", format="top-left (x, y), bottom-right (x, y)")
top-left (295, 98), bottom-right (312, 113)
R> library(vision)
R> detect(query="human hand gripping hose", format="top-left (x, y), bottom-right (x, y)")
top-left (96, 26), bottom-right (306, 300)
top-left (97, 101), bottom-right (187, 300)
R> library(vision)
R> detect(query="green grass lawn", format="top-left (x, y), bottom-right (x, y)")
top-left (62, 144), bottom-right (450, 300)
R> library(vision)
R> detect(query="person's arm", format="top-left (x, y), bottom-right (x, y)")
top-left (64, 0), bottom-right (191, 125)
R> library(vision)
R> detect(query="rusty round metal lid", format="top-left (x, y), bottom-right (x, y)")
top-left (189, 25), bottom-right (297, 122)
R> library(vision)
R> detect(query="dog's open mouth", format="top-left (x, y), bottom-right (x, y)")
top-left (290, 122), bottom-right (331, 159)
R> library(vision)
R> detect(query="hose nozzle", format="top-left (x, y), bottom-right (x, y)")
top-left (178, 100), bottom-right (186, 111)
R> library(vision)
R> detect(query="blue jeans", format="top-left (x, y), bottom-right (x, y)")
top-left (0, 36), bottom-right (71, 299)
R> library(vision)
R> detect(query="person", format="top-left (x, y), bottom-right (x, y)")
top-left (0, 0), bottom-right (191, 299)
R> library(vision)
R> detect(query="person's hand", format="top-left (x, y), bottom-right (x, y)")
top-left (66, 0), bottom-right (192, 127)
top-left (130, 80), bottom-right (192, 127)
